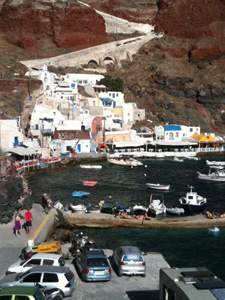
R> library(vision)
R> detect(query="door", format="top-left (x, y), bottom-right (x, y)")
top-left (14, 137), bottom-right (19, 146)
top-left (77, 144), bottom-right (81, 152)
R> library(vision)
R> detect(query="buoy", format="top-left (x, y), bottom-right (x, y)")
top-left (144, 173), bottom-right (146, 176)
top-left (145, 165), bottom-right (147, 167)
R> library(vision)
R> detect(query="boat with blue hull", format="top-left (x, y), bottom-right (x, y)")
top-left (72, 191), bottom-right (90, 198)
top-left (179, 186), bottom-right (206, 214)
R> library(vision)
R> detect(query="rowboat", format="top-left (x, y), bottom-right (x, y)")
top-left (70, 204), bottom-right (87, 213)
top-left (148, 194), bottom-right (166, 216)
top-left (83, 181), bottom-right (98, 186)
top-left (80, 165), bottom-right (102, 169)
top-left (72, 191), bottom-right (90, 197)
top-left (146, 183), bottom-right (170, 191)
top-left (108, 157), bottom-right (143, 167)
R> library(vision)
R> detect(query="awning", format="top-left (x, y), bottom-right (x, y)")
top-left (113, 142), bottom-right (145, 148)
top-left (100, 97), bottom-right (113, 103)
top-left (5, 148), bottom-right (38, 156)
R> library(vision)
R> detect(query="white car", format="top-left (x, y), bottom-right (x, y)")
top-left (6, 253), bottom-right (65, 275)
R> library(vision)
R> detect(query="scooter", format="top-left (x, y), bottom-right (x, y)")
top-left (69, 232), bottom-right (95, 256)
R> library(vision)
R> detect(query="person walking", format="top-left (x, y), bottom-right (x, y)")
top-left (24, 208), bottom-right (33, 234)
top-left (14, 213), bottom-right (21, 237)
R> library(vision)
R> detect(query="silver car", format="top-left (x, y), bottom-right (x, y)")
top-left (0, 266), bottom-right (76, 298)
top-left (112, 246), bottom-right (146, 277)
top-left (6, 253), bottom-right (65, 275)
top-left (75, 249), bottom-right (112, 282)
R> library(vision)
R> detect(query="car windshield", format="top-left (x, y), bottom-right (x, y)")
top-left (15, 270), bottom-right (30, 281)
top-left (59, 257), bottom-right (65, 266)
top-left (87, 258), bottom-right (108, 267)
top-left (123, 255), bottom-right (143, 262)
top-left (19, 259), bottom-right (28, 266)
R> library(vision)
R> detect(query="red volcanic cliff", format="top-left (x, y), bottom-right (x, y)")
top-left (0, 1), bottom-right (109, 53)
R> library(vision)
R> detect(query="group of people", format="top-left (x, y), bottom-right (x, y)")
top-left (14, 208), bottom-right (33, 237)
top-left (115, 210), bottom-right (152, 221)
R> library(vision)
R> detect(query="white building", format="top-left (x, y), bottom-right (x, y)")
top-left (0, 119), bottom-right (23, 151)
top-left (155, 125), bottom-right (201, 142)
top-left (63, 73), bottom-right (104, 86)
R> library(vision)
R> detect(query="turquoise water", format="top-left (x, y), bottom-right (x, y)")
top-left (28, 157), bottom-right (225, 280)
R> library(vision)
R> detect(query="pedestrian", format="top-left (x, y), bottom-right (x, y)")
top-left (24, 208), bottom-right (33, 234)
top-left (14, 213), bottom-right (21, 237)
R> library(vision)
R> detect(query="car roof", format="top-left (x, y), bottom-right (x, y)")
top-left (28, 266), bottom-right (69, 273)
top-left (0, 286), bottom-right (39, 295)
top-left (119, 246), bottom-right (142, 255)
top-left (27, 253), bottom-right (62, 259)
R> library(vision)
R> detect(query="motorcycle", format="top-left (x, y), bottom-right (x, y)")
top-left (69, 232), bottom-right (96, 256)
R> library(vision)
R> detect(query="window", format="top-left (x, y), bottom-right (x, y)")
top-left (25, 259), bottom-right (41, 267)
top-left (23, 273), bottom-right (41, 282)
top-left (15, 296), bottom-right (30, 300)
top-left (43, 273), bottom-right (58, 282)
top-left (0, 296), bottom-right (11, 300)
top-left (43, 259), bottom-right (54, 266)
top-left (190, 128), bottom-right (193, 132)
top-left (176, 132), bottom-right (179, 137)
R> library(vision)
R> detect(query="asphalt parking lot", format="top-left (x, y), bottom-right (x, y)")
top-left (63, 247), bottom-right (170, 300)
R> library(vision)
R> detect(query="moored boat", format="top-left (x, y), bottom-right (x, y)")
top-left (132, 204), bottom-right (147, 215)
top-left (80, 165), bottom-right (102, 169)
top-left (108, 156), bottom-right (143, 167)
top-left (166, 206), bottom-right (185, 215)
top-left (146, 183), bottom-right (170, 191)
top-left (70, 204), bottom-right (87, 213)
top-left (179, 185), bottom-right (206, 214)
top-left (114, 203), bottom-right (131, 213)
top-left (83, 181), bottom-right (98, 186)
top-left (72, 191), bottom-right (90, 197)
top-left (148, 194), bottom-right (166, 216)
top-left (197, 167), bottom-right (225, 181)
top-left (206, 160), bottom-right (225, 166)
top-left (172, 156), bottom-right (184, 162)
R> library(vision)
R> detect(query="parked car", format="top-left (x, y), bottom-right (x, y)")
top-left (74, 249), bottom-right (112, 282)
top-left (6, 253), bottom-right (65, 275)
top-left (0, 266), bottom-right (76, 298)
top-left (0, 286), bottom-right (62, 300)
top-left (0, 286), bottom-right (46, 300)
top-left (112, 246), bottom-right (146, 277)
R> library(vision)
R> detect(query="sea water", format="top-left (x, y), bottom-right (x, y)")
top-left (28, 157), bottom-right (225, 280)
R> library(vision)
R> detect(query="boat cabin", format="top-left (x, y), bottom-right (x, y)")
top-left (159, 267), bottom-right (225, 300)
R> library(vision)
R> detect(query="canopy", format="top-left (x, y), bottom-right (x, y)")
top-left (5, 148), bottom-right (38, 156)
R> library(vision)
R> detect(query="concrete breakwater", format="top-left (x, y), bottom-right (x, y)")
top-left (63, 211), bottom-right (225, 229)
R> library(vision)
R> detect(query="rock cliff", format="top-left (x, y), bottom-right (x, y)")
top-left (0, 0), bottom-right (224, 132)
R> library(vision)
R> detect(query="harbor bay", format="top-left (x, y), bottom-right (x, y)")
top-left (28, 157), bottom-right (225, 280)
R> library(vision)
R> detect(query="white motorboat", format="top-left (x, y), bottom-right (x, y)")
top-left (108, 157), bottom-right (143, 167)
top-left (179, 186), bottom-right (206, 214)
top-left (132, 204), bottom-right (147, 215)
top-left (166, 206), bottom-right (185, 215)
top-left (197, 167), bottom-right (225, 181)
top-left (186, 156), bottom-right (199, 161)
top-left (206, 160), bottom-right (225, 166)
top-left (70, 204), bottom-right (87, 213)
top-left (172, 156), bottom-right (184, 162)
top-left (146, 183), bottom-right (170, 191)
top-left (148, 194), bottom-right (166, 216)
top-left (80, 165), bottom-right (102, 169)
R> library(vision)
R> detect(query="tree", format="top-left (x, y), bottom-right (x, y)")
top-left (98, 75), bottom-right (123, 92)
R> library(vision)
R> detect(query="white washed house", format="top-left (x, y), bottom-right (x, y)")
top-left (63, 73), bottom-right (104, 86)
top-left (0, 119), bottom-right (23, 151)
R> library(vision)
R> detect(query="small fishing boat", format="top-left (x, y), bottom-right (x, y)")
top-left (148, 194), bottom-right (166, 216)
top-left (146, 183), bottom-right (170, 191)
top-left (80, 165), bottom-right (102, 169)
top-left (72, 191), bottom-right (90, 197)
top-left (114, 203), bottom-right (131, 213)
top-left (179, 185), bottom-right (206, 214)
top-left (166, 206), bottom-right (185, 215)
top-left (83, 181), bottom-right (98, 186)
top-left (86, 204), bottom-right (101, 214)
top-left (99, 201), bottom-right (113, 214)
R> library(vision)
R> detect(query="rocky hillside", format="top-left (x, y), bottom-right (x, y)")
top-left (0, 0), bottom-right (224, 133)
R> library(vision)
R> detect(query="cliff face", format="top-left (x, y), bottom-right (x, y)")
top-left (0, 1), bottom-right (109, 53)
top-left (0, 0), bottom-right (224, 132)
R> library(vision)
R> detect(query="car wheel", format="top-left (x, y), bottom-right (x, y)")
top-left (141, 274), bottom-right (146, 277)
top-left (59, 290), bottom-right (64, 298)
top-left (117, 269), bottom-right (122, 277)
